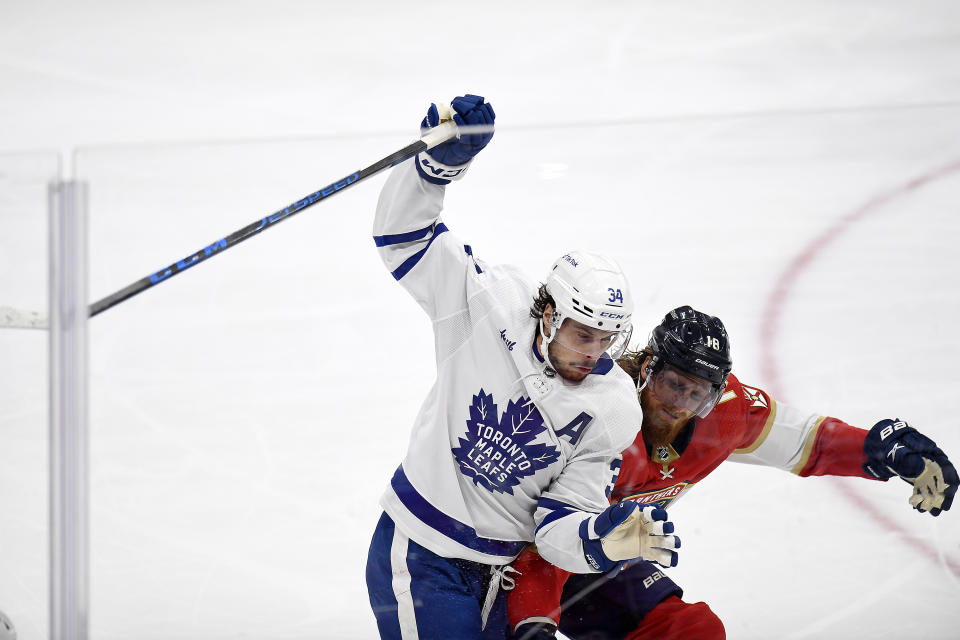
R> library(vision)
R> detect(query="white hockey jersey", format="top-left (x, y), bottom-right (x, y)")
top-left (373, 158), bottom-right (643, 574)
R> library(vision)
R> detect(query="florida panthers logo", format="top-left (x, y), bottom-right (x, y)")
top-left (451, 389), bottom-right (561, 494)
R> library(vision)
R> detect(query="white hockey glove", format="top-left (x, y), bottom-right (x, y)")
top-left (580, 501), bottom-right (679, 572)
top-left (863, 419), bottom-right (957, 516)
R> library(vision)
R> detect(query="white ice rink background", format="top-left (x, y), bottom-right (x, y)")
top-left (2, 1), bottom-right (959, 638)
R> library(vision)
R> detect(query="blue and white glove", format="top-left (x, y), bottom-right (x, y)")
top-left (416, 94), bottom-right (495, 185)
top-left (580, 501), bottom-right (679, 572)
top-left (863, 419), bottom-right (957, 516)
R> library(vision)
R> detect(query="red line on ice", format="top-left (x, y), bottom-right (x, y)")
top-left (758, 158), bottom-right (960, 579)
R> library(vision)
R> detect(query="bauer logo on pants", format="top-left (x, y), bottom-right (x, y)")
top-left (451, 389), bottom-right (560, 494)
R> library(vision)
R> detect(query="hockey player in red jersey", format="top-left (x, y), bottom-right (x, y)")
top-left (506, 305), bottom-right (957, 640)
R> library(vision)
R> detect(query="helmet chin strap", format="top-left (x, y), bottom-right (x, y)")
top-left (636, 376), bottom-right (650, 395)
top-left (637, 357), bottom-right (657, 397)
top-left (538, 315), bottom-right (559, 375)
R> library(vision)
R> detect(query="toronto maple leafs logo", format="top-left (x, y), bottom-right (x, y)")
top-left (451, 389), bottom-right (561, 494)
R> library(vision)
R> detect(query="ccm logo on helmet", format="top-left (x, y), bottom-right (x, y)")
top-left (695, 358), bottom-right (720, 370)
top-left (561, 254), bottom-right (579, 267)
top-left (600, 311), bottom-right (625, 319)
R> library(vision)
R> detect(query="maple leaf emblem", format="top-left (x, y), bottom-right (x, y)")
top-left (451, 389), bottom-right (561, 494)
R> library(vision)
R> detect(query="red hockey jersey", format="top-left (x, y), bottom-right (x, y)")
top-left (507, 373), bottom-right (874, 628)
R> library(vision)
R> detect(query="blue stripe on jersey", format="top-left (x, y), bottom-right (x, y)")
top-left (390, 465), bottom-right (528, 558)
top-left (390, 223), bottom-right (449, 281)
top-left (373, 224), bottom-right (434, 247)
top-left (535, 497), bottom-right (581, 533)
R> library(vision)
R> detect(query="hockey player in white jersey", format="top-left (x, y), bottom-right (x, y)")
top-left (364, 95), bottom-right (680, 639)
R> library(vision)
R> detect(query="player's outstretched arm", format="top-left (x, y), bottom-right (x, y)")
top-left (863, 419), bottom-right (958, 516)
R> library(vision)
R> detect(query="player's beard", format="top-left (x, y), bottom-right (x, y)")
top-left (546, 341), bottom-right (595, 382)
top-left (640, 386), bottom-right (690, 447)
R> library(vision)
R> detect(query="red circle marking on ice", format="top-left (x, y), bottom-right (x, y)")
top-left (758, 159), bottom-right (960, 578)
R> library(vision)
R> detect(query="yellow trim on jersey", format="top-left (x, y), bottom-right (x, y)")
top-left (733, 398), bottom-right (778, 454)
top-left (790, 416), bottom-right (827, 475)
top-left (717, 390), bottom-right (737, 405)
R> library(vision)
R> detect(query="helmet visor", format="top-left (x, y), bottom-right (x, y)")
top-left (647, 364), bottom-right (722, 418)
top-left (552, 318), bottom-right (633, 360)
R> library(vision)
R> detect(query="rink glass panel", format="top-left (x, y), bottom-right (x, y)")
top-left (0, 151), bottom-right (60, 640)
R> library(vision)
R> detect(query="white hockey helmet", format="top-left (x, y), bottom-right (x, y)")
top-left (542, 251), bottom-right (634, 358)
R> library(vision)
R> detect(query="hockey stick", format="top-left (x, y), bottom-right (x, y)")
top-left (89, 121), bottom-right (461, 318)
top-left (0, 121), bottom-right (462, 329)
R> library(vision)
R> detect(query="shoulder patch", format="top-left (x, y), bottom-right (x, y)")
top-left (741, 385), bottom-right (769, 409)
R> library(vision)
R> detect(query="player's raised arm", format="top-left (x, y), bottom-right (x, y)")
top-left (372, 95), bottom-right (495, 318)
